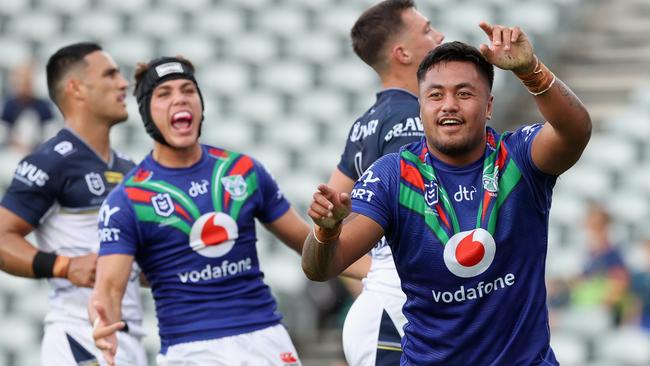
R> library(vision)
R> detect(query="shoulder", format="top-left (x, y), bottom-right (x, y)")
top-left (503, 123), bottom-right (544, 147)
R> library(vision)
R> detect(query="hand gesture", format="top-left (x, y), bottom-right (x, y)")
top-left (92, 301), bottom-right (124, 366)
top-left (67, 252), bottom-right (97, 288)
top-left (478, 21), bottom-right (535, 75)
top-left (307, 184), bottom-right (351, 230)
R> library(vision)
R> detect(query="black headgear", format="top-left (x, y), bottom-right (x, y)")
top-left (133, 56), bottom-right (205, 146)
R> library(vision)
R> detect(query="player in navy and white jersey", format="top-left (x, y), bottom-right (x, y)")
top-left (303, 24), bottom-right (591, 365)
top-left (0, 43), bottom-right (146, 365)
top-left (90, 56), bottom-right (308, 366)
top-left (330, 1), bottom-right (444, 365)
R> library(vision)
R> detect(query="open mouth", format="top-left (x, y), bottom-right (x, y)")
top-left (171, 111), bottom-right (193, 131)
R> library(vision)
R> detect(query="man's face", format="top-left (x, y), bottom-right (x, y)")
top-left (419, 61), bottom-right (493, 163)
top-left (399, 8), bottom-right (445, 67)
top-left (149, 78), bottom-right (203, 149)
top-left (79, 51), bottom-right (128, 125)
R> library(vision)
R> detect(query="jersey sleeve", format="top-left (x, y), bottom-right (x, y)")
top-left (505, 124), bottom-right (557, 212)
top-left (98, 187), bottom-right (140, 257)
top-left (0, 152), bottom-right (60, 227)
top-left (336, 122), bottom-right (362, 181)
top-left (350, 153), bottom-right (399, 232)
top-left (253, 159), bottom-right (291, 223)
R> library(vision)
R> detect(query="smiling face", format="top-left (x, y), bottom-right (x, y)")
top-left (419, 61), bottom-right (493, 165)
top-left (149, 78), bottom-right (203, 149)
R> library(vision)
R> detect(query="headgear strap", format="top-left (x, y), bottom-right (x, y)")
top-left (133, 56), bottom-right (204, 146)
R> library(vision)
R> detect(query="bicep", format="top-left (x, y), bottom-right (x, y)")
top-left (531, 121), bottom-right (588, 176)
top-left (0, 206), bottom-right (34, 237)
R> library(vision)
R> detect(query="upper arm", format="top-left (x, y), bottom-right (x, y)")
top-left (264, 207), bottom-right (309, 254)
top-left (531, 122), bottom-right (585, 175)
top-left (327, 168), bottom-right (356, 194)
top-left (0, 206), bottom-right (33, 238)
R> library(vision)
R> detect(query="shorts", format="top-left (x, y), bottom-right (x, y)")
top-left (42, 321), bottom-right (147, 366)
top-left (155, 324), bottom-right (301, 366)
top-left (342, 290), bottom-right (407, 366)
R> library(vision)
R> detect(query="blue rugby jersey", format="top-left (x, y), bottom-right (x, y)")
top-left (351, 125), bottom-right (560, 365)
top-left (338, 88), bottom-right (424, 180)
top-left (97, 145), bottom-right (290, 354)
top-left (0, 128), bottom-right (143, 333)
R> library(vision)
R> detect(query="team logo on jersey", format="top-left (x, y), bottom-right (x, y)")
top-left (221, 175), bottom-right (247, 200)
top-left (189, 212), bottom-right (239, 258)
top-left (424, 180), bottom-right (439, 207)
top-left (482, 168), bottom-right (499, 194)
top-left (85, 172), bottom-right (106, 196)
top-left (151, 193), bottom-right (175, 217)
top-left (443, 229), bottom-right (496, 278)
top-left (133, 169), bottom-right (153, 183)
top-left (53, 141), bottom-right (74, 156)
top-left (279, 352), bottom-right (299, 365)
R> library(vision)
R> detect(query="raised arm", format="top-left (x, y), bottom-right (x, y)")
top-left (327, 168), bottom-right (372, 280)
top-left (478, 21), bottom-right (591, 175)
top-left (0, 206), bottom-right (97, 286)
top-left (302, 184), bottom-right (383, 281)
top-left (89, 254), bottom-right (133, 366)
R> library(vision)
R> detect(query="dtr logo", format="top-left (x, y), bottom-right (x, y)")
top-left (189, 212), bottom-right (239, 258)
top-left (443, 228), bottom-right (495, 278)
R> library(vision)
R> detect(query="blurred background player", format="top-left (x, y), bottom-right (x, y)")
top-left (90, 56), bottom-right (309, 366)
top-left (329, 1), bottom-right (444, 365)
top-left (0, 61), bottom-right (55, 153)
top-left (0, 43), bottom-right (146, 366)
top-left (302, 22), bottom-right (591, 365)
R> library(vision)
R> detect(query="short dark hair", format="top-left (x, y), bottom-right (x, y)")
top-left (351, 0), bottom-right (415, 69)
top-left (417, 41), bottom-right (494, 90)
top-left (46, 42), bottom-right (102, 106)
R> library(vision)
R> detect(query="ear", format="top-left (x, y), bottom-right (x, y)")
top-left (65, 78), bottom-right (84, 101)
top-left (391, 43), bottom-right (412, 66)
top-left (486, 94), bottom-right (494, 120)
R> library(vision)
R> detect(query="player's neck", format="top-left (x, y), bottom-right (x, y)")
top-left (64, 114), bottom-right (112, 163)
top-left (152, 142), bottom-right (202, 168)
top-left (381, 66), bottom-right (419, 95)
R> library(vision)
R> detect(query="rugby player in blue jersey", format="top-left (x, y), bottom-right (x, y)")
top-left (303, 22), bottom-right (591, 365)
top-left (89, 56), bottom-right (308, 366)
top-left (331, 1), bottom-right (444, 365)
top-left (0, 43), bottom-right (147, 366)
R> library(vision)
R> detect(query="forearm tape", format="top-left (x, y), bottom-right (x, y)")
top-left (516, 56), bottom-right (556, 96)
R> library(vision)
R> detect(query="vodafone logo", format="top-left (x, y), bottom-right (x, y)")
top-left (189, 212), bottom-right (239, 258)
top-left (443, 228), bottom-right (495, 278)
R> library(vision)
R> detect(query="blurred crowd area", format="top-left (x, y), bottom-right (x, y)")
top-left (1, 0), bottom-right (650, 365)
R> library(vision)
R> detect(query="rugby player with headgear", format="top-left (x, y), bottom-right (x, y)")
top-left (89, 56), bottom-right (308, 366)
top-left (0, 43), bottom-right (147, 365)
top-left (303, 22), bottom-right (591, 365)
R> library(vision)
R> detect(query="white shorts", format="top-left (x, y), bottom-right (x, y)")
top-left (342, 290), bottom-right (407, 366)
top-left (155, 324), bottom-right (301, 366)
top-left (42, 321), bottom-right (147, 366)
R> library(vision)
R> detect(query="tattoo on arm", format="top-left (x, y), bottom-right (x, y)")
top-left (557, 80), bottom-right (580, 108)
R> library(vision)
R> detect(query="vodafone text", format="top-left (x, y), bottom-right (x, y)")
top-left (178, 258), bottom-right (252, 283)
top-left (432, 273), bottom-right (515, 303)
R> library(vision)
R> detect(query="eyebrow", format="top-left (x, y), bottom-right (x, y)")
top-left (424, 82), bottom-right (476, 92)
top-left (155, 81), bottom-right (195, 92)
top-left (102, 67), bottom-right (120, 77)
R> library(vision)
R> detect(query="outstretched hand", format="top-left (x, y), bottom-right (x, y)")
top-left (478, 21), bottom-right (535, 75)
top-left (92, 301), bottom-right (124, 366)
top-left (307, 184), bottom-right (351, 230)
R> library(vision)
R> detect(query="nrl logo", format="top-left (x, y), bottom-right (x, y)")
top-left (424, 180), bottom-right (439, 208)
top-left (152, 193), bottom-right (175, 217)
top-left (221, 175), bottom-right (247, 200)
top-left (85, 172), bottom-right (106, 196)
